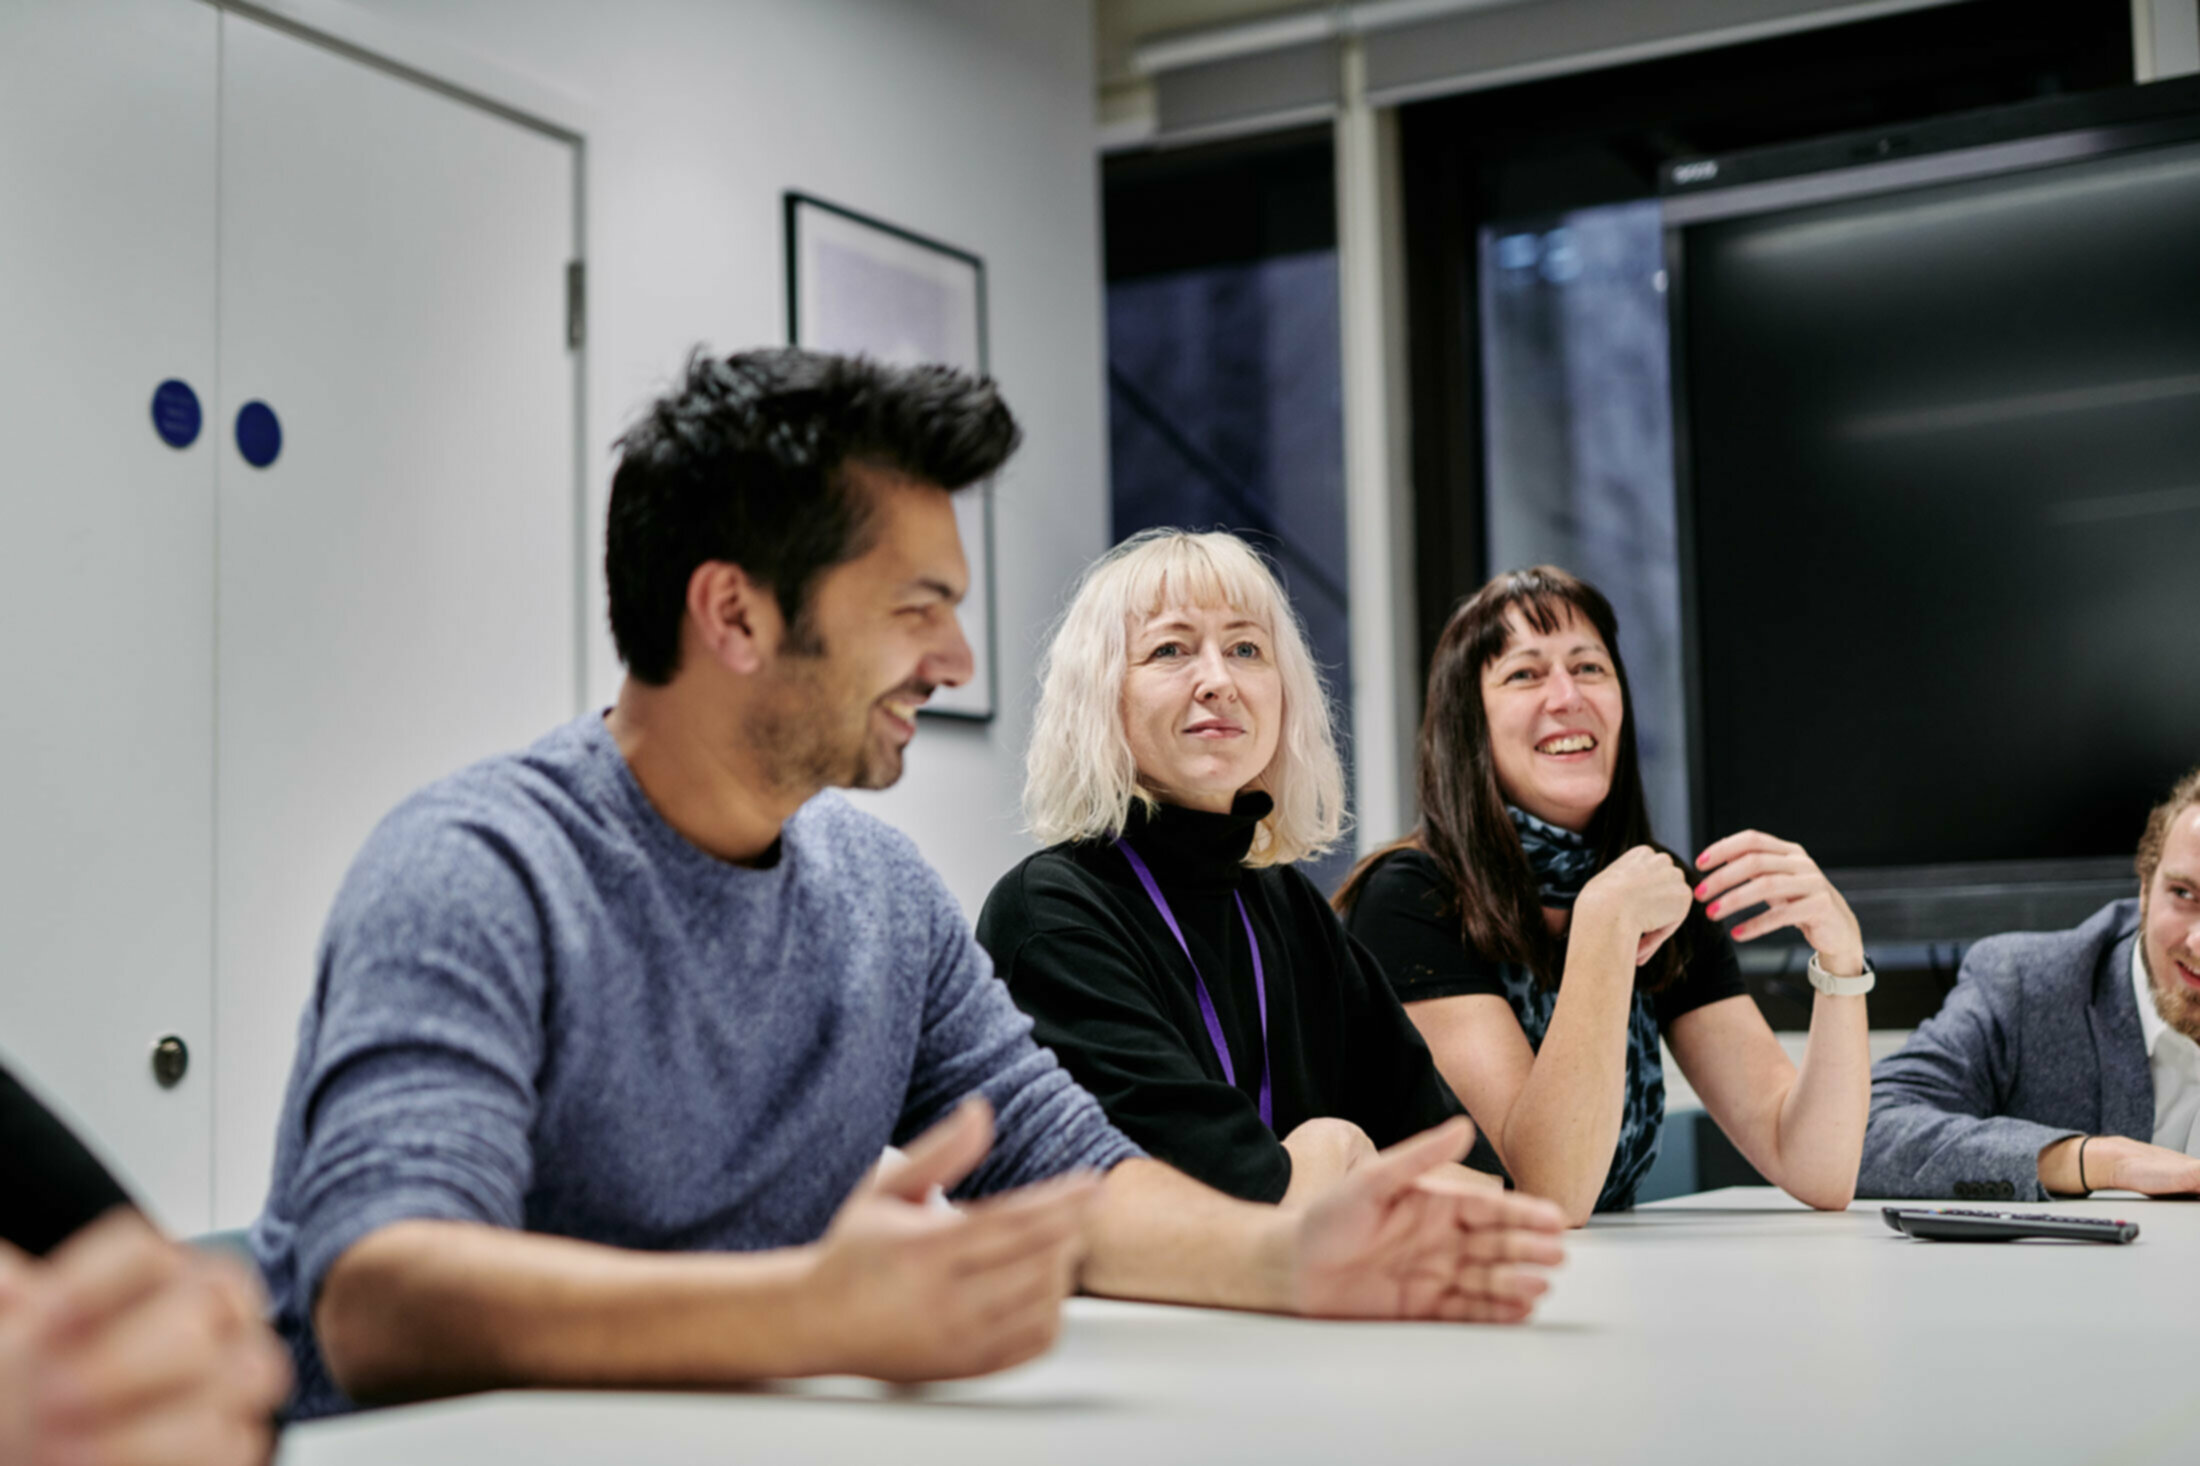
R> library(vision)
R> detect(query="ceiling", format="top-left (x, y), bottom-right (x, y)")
top-left (1094, 0), bottom-right (1307, 87)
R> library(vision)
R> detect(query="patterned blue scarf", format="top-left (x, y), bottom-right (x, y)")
top-left (1507, 804), bottom-right (1598, 909)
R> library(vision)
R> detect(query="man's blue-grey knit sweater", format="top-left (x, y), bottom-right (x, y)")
top-left (249, 712), bottom-right (1139, 1419)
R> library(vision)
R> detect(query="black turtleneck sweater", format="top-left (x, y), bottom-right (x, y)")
top-left (975, 794), bottom-right (1472, 1203)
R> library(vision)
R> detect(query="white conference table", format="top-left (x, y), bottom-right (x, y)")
top-left (282, 1188), bottom-right (2197, 1465)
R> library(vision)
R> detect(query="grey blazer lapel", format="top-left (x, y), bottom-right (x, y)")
top-left (2090, 929), bottom-right (2154, 1140)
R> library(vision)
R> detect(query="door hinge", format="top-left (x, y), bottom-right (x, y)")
top-left (566, 260), bottom-right (586, 349)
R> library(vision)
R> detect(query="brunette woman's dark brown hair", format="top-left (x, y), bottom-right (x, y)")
top-left (1334, 565), bottom-right (1704, 993)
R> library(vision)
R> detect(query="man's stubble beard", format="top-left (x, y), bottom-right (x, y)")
top-left (842, 701), bottom-right (905, 791)
top-left (740, 657), bottom-right (904, 797)
top-left (2141, 925), bottom-right (2200, 1046)
top-left (2153, 973), bottom-right (2200, 1047)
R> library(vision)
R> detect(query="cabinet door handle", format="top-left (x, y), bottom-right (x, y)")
top-left (151, 1034), bottom-right (190, 1088)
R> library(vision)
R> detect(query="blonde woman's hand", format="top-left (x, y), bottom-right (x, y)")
top-left (1574, 845), bottom-right (1693, 967)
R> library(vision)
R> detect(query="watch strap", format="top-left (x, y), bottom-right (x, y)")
top-left (1807, 952), bottom-right (1875, 997)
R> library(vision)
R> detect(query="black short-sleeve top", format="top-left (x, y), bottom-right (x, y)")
top-left (976, 795), bottom-right (1477, 1203)
top-left (1344, 847), bottom-right (1747, 1211)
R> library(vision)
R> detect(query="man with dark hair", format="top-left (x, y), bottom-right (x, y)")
top-left (250, 348), bottom-right (1565, 1420)
top-left (1862, 764), bottom-right (2200, 1200)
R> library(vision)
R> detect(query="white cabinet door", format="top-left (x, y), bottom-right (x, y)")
top-left (213, 13), bottom-right (580, 1225)
top-left (0, 0), bottom-right (219, 1233)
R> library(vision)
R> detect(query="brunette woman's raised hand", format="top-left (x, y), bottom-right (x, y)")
top-left (1574, 846), bottom-right (1694, 968)
top-left (1693, 831), bottom-right (1865, 975)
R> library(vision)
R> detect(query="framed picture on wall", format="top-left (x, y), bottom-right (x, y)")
top-left (784, 191), bottom-right (995, 722)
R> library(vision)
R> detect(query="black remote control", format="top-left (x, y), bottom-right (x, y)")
top-left (1880, 1206), bottom-right (2139, 1243)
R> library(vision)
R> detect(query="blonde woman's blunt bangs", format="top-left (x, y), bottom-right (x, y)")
top-left (1024, 529), bottom-right (1349, 866)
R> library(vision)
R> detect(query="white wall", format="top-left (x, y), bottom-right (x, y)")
top-left (343, 0), bottom-right (1110, 915)
top-left (2135, 0), bottom-right (2200, 78)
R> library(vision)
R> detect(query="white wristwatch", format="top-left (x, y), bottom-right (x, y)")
top-left (1806, 952), bottom-right (1875, 997)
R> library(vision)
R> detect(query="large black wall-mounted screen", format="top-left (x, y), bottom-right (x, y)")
top-left (1681, 136), bottom-right (2200, 870)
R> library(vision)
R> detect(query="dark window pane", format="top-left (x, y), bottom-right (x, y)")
top-left (1105, 139), bottom-right (1354, 893)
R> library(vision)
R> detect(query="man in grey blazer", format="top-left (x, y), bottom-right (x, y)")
top-left (1861, 767), bottom-right (2200, 1201)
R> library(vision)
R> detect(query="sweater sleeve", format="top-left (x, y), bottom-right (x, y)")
top-left (1341, 925), bottom-right (1508, 1172)
top-left (896, 861), bottom-right (1144, 1200)
top-left (1859, 944), bottom-right (2078, 1201)
top-left (1293, 871), bottom-right (1471, 1150)
top-left (283, 815), bottom-right (549, 1314)
top-left (981, 866), bottom-right (1292, 1204)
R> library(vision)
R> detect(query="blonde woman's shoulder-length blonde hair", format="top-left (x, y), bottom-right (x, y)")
top-left (1024, 528), bottom-right (1349, 867)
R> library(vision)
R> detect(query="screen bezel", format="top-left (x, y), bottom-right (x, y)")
top-left (1663, 80), bottom-right (2200, 943)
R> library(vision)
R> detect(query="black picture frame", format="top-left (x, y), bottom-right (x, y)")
top-left (784, 191), bottom-right (996, 722)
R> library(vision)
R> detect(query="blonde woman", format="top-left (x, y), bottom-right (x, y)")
top-left (977, 531), bottom-right (1494, 1209)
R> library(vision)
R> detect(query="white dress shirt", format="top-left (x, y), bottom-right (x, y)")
top-left (2132, 940), bottom-right (2200, 1157)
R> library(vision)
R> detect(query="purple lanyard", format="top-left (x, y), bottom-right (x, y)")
top-left (1116, 839), bottom-right (1271, 1128)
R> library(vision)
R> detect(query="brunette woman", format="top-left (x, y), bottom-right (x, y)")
top-left (1337, 567), bottom-right (1872, 1224)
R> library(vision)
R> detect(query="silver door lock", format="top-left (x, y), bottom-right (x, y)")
top-left (151, 1035), bottom-right (189, 1088)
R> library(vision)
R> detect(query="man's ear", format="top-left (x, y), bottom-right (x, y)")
top-left (685, 560), bottom-right (782, 676)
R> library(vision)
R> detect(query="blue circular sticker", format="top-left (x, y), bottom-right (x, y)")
top-left (235, 401), bottom-right (282, 469)
top-left (150, 380), bottom-right (202, 449)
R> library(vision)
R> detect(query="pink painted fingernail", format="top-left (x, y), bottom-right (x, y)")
top-left (1694, 883), bottom-right (1707, 899)
top-left (1707, 902), bottom-right (1721, 918)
